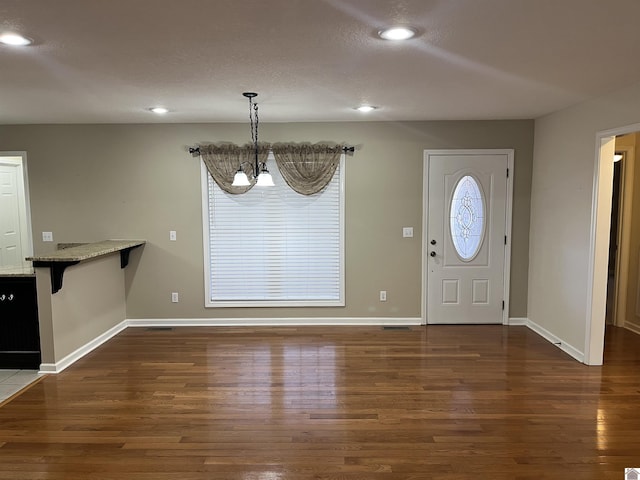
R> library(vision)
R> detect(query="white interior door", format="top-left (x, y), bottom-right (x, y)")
top-left (0, 155), bottom-right (31, 268)
top-left (424, 150), bottom-right (512, 324)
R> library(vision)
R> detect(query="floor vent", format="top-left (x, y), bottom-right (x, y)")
top-left (382, 326), bottom-right (411, 330)
top-left (146, 327), bottom-right (174, 331)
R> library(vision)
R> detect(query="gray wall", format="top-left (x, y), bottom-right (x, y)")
top-left (0, 120), bottom-right (533, 320)
top-left (530, 80), bottom-right (640, 355)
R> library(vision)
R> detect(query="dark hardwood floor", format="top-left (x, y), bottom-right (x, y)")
top-left (0, 325), bottom-right (639, 479)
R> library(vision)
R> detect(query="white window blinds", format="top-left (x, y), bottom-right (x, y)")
top-left (202, 154), bottom-right (344, 307)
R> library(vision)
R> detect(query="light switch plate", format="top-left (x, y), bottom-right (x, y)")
top-left (402, 227), bottom-right (413, 238)
top-left (170, 230), bottom-right (177, 241)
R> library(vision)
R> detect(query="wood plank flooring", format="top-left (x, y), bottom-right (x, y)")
top-left (0, 325), bottom-right (639, 479)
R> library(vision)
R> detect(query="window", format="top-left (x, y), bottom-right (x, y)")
top-left (201, 153), bottom-right (344, 307)
top-left (450, 175), bottom-right (485, 261)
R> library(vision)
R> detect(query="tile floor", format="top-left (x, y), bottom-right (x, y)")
top-left (0, 370), bottom-right (43, 404)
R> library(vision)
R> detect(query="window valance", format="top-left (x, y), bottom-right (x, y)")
top-left (199, 143), bottom-right (270, 194)
top-left (271, 143), bottom-right (343, 196)
top-left (197, 142), bottom-right (347, 195)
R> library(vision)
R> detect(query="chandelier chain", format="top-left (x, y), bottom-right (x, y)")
top-left (254, 102), bottom-right (259, 147)
top-left (248, 96), bottom-right (259, 149)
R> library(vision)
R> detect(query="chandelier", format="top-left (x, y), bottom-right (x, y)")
top-left (232, 92), bottom-right (274, 187)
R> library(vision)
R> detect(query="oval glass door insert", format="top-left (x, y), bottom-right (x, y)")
top-left (450, 175), bottom-right (485, 261)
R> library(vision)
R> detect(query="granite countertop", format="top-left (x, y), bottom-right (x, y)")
top-left (0, 265), bottom-right (36, 277)
top-left (26, 240), bottom-right (146, 263)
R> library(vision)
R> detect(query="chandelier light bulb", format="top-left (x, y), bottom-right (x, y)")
top-left (256, 168), bottom-right (274, 187)
top-left (232, 169), bottom-right (251, 187)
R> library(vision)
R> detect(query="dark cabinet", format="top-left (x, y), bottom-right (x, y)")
top-left (0, 276), bottom-right (41, 369)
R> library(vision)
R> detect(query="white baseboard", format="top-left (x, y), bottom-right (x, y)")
top-left (525, 318), bottom-right (584, 363)
top-left (623, 321), bottom-right (640, 336)
top-left (508, 317), bottom-right (528, 326)
top-left (39, 320), bottom-right (128, 374)
top-left (127, 317), bottom-right (424, 327)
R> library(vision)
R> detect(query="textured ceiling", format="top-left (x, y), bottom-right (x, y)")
top-left (2, 0), bottom-right (640, 124)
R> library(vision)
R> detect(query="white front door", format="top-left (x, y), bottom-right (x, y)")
top-left (424, 150), bottom-right (513, 324)
top-left (0, 155), bottom-right (31, 268)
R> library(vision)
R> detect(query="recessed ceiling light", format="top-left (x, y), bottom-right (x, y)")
top-left (0, 33), bottom-right (33, 46)
top-left (377, 26), bottom-right (417, 41)
top-left (355, 105), bottom-right (378, 113)
top-left (149, 107), bottom-right (169, 114)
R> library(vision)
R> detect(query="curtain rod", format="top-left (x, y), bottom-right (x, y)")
top-left (188, 146), bottom-right (355, 156)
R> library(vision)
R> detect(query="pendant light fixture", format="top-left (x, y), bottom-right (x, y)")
top-left (232, 92), bottom-right (274, 187)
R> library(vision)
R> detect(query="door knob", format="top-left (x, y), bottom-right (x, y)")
top-left (430, 251), bottom-right (436, 257)
top-left (430, 240), bottom-right (436, 245)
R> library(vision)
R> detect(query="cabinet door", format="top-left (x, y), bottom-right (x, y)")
top-left (0, 277), bottom-right (40, 352)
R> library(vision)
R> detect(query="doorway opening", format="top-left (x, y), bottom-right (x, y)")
top-left (588, 127), bottom-right (640, 365)
top-left (0, 152), bottom-right (33, 269)
top-left (605, 151), bottom-right (623, 326)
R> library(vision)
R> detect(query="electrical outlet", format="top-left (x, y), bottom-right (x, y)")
top-left (380, 290), bottom-right (387, 302)
top-left (402, 227), bottom-right (413, 238)
top-left (171, 292), bottom-right (179, 303)
top-left (169, 230), bottom-right (177, 241)
top-left (42, 231), bottom-right (53, 242)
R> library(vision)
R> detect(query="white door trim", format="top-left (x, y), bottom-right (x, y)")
top-left (421, 149), bottom-right (514, 325)
top-left (0, 151), bottom-right (33, 267)
top-left (586, 122), bottom-right (640, 365)
top-left (611, 146), bottom-right (634, 328)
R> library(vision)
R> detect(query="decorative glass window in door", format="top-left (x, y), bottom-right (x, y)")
top-left (450, 175), bottom-right (485, 261)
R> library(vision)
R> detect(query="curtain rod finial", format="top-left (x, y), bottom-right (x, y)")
top-left (189, 147), bottom-right (201, 156)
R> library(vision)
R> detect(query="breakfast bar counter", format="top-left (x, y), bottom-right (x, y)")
top-left (27, 239), bottom-right (145, 263)
top-left (28, 239), bottom-right (146, 373)
top-left (27, 240), bottom-right (145, 294)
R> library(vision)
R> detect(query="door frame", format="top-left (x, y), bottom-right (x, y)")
top-left (610, 146), bottom-right (634, 328)
top-left (587, 123), bottom-right (640, 365)
top-left (421, 149), bottom-right (515, 325)
top-left (0, 151), bottom-right (33, 268)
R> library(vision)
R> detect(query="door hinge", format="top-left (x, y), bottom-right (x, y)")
top-left (502, 301), bottom-right (505, 310)
top-left (506, 168), bottom-right (509, 178)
